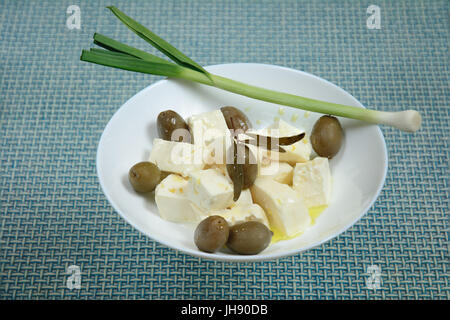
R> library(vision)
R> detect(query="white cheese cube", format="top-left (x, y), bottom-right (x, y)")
top-left (265, 118), bottom-right (301, 135)
top-left (292, 157), bottom-right (332, 207)
top-left (187, 169), bottom-right (234, 211)
top-left (232, 189), bottom-right (253, 207)
top-left (196, 166), bottom-right (252, 207)
top-left (203, 134), bottom-right (233, 165)
top-left (236, 132), bottom-right (272, 166)
top-left (204, 163), bottom-right (228, 176)
top-left (187, 110), bottom-right (230, 147)
top-left (263, 119), bottom-right (312, 163)
top-left (155, 174), bottom-right (207, 222)
top-left (259, 161), bottom-right (293, 185)
top-left (149, 138), bottom-right (205, 177)
top-left (250, 177), bottom-right (310, 237)
top-left (214, 204), bottom-right (269, 228)
top-left (237, 119), bottom-right (311, 165)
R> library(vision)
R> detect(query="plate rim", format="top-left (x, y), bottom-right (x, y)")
top-left (96, 62), bottom-right (388, 262)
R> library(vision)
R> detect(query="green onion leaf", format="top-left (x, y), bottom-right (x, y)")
top-left (93, 33), bottom-right (172, 65)
top-left (107, 6), bottom-right (211, 78)
top-left (89, 47), bottom-right (133, 58)
top-left (80, 49), bottom-right (183, 78)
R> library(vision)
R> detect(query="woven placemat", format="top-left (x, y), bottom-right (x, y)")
top-left (0, 0), bottom-right (448, 299)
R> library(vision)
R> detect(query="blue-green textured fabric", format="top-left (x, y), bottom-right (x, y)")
top-left (0, 0), bottom-right (448, 299)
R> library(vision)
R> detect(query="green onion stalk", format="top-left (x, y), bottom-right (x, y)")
top-left (81, 6), bottom-right (421, 133)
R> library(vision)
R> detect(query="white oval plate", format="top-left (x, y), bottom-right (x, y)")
top-left (97, 63), bottom-right (387, 262)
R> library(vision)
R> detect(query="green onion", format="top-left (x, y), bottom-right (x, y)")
top-left (93, 33), bottom-right (172, 65)
top-left (81, 49), bottom-right (184, 78)
top-left (80, 7), bottom-right (421, 133)
top-left (106, 6), bottom-right (211, 79)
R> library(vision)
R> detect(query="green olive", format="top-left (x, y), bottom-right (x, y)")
top-left (227, 221), bottom-right (272, 255)
top-left (226, 142), bottom-right (258, 191)
top-left (159, 170), bottom-right (171, 182)
top-left (220, 106), bottom-right (252, 133)
top-left (157, 110), bottom-right (191, 142)
top-left (310, 115), bottom-right (344, 159)
top-left (194, 215), bottom-right (230, 253)
top-left (128, 161), bottom-right (161, 193)
top-left (242, 145), bottom-right (258, 189)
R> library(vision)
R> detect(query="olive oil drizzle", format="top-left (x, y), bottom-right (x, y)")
top-left (270, 205), bottom-right (328, 244)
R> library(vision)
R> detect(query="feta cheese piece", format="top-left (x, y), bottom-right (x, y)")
top-left (232, 189), bottom-right (253, 207)
top-left (203, 134), bottom-right (233, 165)
top-left (187, 169), bottom-right (234, 211)
top-left (264, 119), bottom-right (312, 163)
top-left (204, 162), bottom-right (228, 176)
top-left (292, 157), bottom-right (332, 207)
top-left (259, 161), bottom-right (293, 185)
top-left (155, 174), bottom-right (207, 222)
top-left (237, 119), bottom-right (311, 165)
top-left (149, 138), bottom-right (204, 177)
top-left (193, 166), bottom-right (252, 207)
top-left (187, 110), bottom-right (230, 147)
top-left (215, 204), bottom-right (269, 228)
top-left (236, 132), bottom-right (272, 166)
top-left (250, 177), bottom-right (310, 237)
